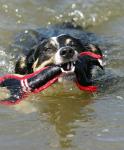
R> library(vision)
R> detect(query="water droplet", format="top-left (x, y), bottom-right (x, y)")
top-left (72, 3), bottom-right (76, 9)
top-left (48, 22), bottom-right (51, 25)
top-left (59, 14), bottom-right (63, 18)
top-left (17, 20), bottom-right (21, 24)
top-left (15, 9), bottom-right (19, 12)
top-left (74, 10), bottom-right (84, 19)
top-left (66, 134), bottom-right (74, 138)
top-left (116, 96), bottom-right (123, 100)
top-left (73, 17), bottom-right (78, 21)
top-left (5, 9), bottom-right (8, 13)
top-left (97, 133), bottom-right (102, 137)
top-left (24, 30), bottom-right (28, 34)
top-left (2, 4), bottom-right (8, 9)
top-left (102, 129), bottom-right (109, 133)
top-left (16, 14), bottom-right (22, 18)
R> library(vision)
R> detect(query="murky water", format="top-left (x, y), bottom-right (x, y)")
top-left (0, 0), bottom-right (124, 150)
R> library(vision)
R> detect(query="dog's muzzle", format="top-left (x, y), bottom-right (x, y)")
top-left (54, 46), bottom-right (78, 68)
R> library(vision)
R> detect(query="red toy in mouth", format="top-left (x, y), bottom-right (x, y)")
top-left (80, 51), bottom-right (102, 59)
top-left (0, 51), bottom-right (103, 105)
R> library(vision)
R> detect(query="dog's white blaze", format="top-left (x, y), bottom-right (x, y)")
top-left (50, 37), bottom-right (59, 49)
top-left (54, 49), bottom-right (63, 64)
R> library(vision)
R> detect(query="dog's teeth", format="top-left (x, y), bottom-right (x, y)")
top-left (67, 63), bottom-right (70, 70)
top-left (71, 62), bottom-right (73, 69)
top-left (60, 61), bottom-right (75, 73)
top-left (71, 66), bottom-right (75, 72)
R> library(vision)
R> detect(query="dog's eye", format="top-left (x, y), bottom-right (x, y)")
top-left (44, 48), bottom-right (52, 52)
top-left (68, 43), bottom-right (76, 47)
top-left (67, 41), bottom-right (76, 47)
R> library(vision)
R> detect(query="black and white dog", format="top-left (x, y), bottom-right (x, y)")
top-left (14, 23), bottom-right (103, 82)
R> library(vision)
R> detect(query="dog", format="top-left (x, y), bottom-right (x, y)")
top-left (14, 23), bottom-right (103, 82)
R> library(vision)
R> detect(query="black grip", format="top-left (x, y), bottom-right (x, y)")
top-left (28, 66), bottom-right (61, 90)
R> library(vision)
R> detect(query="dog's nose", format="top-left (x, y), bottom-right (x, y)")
top-left (60, 47), bottom-right (75, 59)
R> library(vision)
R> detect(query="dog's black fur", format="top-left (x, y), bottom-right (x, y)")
top-left (13, 23), bottom-right (102, 76)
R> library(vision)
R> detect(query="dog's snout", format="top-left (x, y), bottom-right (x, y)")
top-left (60, 47), bottom-right (75, 59)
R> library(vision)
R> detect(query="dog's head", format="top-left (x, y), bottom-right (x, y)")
top-left (15, 34), bottom-right (103, 76)
top-left (33, 34), bottom-right (82, 70)
top-left (33, 34), bottom-right (102, 73)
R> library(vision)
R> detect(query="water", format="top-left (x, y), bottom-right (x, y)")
top-left (0, 0), bottom-right (124, 149)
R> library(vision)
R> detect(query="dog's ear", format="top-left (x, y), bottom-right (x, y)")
top-left (79, 43), bottom-right (103, 57)
top-left (85, 44), bottom-right (104, 70)
top-left (15, 55), bottom-right (31, 74)
top-left (88, 44), bottom-right (103, 56)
